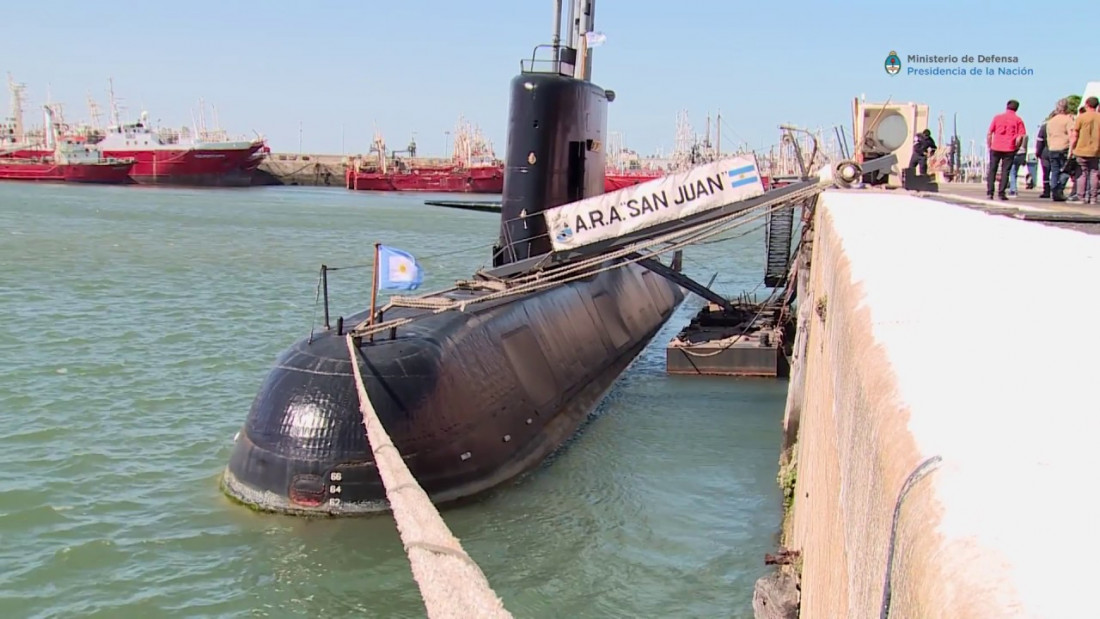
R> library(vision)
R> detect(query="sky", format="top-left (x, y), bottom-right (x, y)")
top-left (3, 0), bottom-right (1098, 159)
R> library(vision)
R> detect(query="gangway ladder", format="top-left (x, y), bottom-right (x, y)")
top-left (764, 201), bottom-right (796, 288)
top-left (764, 125), bottom-right (823, 288)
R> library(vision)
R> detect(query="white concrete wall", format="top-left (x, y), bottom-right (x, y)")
top-left (789, 190), bottom-right (1100, 618)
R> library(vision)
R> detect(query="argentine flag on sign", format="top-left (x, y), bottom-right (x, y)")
top-left (727, 164), bottom-right (760, 189)
top-left (377, 245), bottom-right (424, 291)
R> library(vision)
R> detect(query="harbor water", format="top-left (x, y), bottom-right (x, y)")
top-left (0, 184), bottom-right (785, 618)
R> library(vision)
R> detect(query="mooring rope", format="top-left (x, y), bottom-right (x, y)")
top-left (344, 335), bottom-right (513, 619)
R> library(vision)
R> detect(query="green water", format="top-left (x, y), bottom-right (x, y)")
top-left (0, 183), bottom-right (786, 618)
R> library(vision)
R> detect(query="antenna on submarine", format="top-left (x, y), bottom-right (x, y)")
top-left (572, 0), bottom-right (596, 82)
top-left (552, 0), bottom-right (563, 63)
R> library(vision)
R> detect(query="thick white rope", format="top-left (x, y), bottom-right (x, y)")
top-left (345, 335), bottom-right (512, 619)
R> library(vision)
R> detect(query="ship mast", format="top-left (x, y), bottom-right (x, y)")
top-left (704, 112), bottom-right (711, 152)
top-left (716, 108), bottom-right (722, 157)
top-left (87, 94), bottom-right (103, 130)
top-left (672, 110), bottom-right (693, 171)
top-left (45, 84), bottom-right (66, 132)
top-left (107, 78), bottom-right (122, 127)
top-left (7, 73), bottom-right (26, 142)
top-left (42, 105), bottom-right (66, 155)
top-left (370, 124), bottom-right (387, 174)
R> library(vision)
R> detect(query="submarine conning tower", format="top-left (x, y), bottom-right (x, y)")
top-left (494, 0), bottom-right (611, 266)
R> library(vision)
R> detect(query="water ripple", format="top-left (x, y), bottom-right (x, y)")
top-left (0, 184), bottom-right (785, 618)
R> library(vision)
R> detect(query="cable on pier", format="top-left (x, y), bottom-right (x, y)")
top-left (344, 334), bottom-right (513, 619)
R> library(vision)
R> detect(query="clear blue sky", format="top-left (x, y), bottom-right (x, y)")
top-left (4, 0), bottom-right (1097, 158)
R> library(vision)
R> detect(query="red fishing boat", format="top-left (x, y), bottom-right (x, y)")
top-left (0, 156), bottom-right (133, 183)
top-left (5, 78), bottom-right (267, 187)
top-left (89, 115), bottom-right (267, 187)
top-left (346, 117), bottom-right (504, 193)
top-left (0, 107), bottom-right (133, 184)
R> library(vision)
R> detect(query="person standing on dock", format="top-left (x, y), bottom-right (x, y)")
top-left (1007, 131), bottom-right (1029, 196)
top-left (909, 129), bottom-right (936, 177)
top-left (1045, 99), bottom-right (1075, 201)
top-left (1036, 113), bottom-right (1052, 198)
top-left (987, 100), bottom-right (1027, 200)
top-left (1070, 96), bottom-right (1100, 205)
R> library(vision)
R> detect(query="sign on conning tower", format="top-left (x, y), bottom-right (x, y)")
top-left (542, 155), bottom-right (766, 251)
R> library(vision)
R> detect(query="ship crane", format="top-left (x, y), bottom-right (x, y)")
top-left (7, 73), bottom-right (27, 143)
top-left (390, 134), bottom-right (417, 158)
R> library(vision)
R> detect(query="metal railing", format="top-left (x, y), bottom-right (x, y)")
top-left (519, 44), bottom-right (575, 76)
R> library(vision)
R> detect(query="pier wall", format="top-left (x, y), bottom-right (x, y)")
top-left (780, 190), bottom-right (1100, 618)
top-left (255, 153), bottom-right (348, 186)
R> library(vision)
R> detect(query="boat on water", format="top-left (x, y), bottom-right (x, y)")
top-left (222, 1), bottom-right (686, 515)
top-left (4, 78), bottom-right (268, 187)
top-left (345, 119), bottom-right (505, 193)
top-left (86, 114), bottom-right (268, 187)
top-left (0, 107), bottom-right (133, 184)
top-left (0, 152), bottom-right (133, 184)
top-left (346, 156), bottom-right (505, 193)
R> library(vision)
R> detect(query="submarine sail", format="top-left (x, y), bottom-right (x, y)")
top-left (221, 4), bottom-right (685, 515)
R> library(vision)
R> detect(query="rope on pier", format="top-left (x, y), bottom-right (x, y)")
top-left (344, 334), bottom-right (513, 619)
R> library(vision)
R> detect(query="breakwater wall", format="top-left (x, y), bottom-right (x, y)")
top-left (764, 190), bottom-right (1099, 618)
top-left (254, 153), bottom-right (347, 186)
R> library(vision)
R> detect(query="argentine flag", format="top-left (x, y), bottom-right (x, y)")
top-left (727, 164), bottom-right (760, 189)
top-left (377, 245), bottom-right (424, 291)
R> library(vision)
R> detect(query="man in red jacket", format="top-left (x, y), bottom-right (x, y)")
top-left (986, 99), bottom-right (1028, 200)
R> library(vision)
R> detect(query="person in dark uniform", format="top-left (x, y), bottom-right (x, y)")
top-left (909, 129), bottom-right (937, 176)
top-left (1036, 113), bottom-right (1052, 198)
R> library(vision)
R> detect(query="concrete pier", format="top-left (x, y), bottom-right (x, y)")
top-left (254, 153), bottom-right (348, 186)
top-left (766, 189), bottom-right (1100, 618)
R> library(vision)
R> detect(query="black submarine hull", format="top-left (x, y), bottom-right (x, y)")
top-left (223, 65), bottom-right (686, 514)
top-left (223, 264), bottom-right (682, 514)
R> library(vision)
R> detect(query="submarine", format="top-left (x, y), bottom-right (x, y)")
top-left (221, 2), bottom-right (686, 515)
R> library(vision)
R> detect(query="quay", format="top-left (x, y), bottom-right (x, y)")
top-left (755, 183), bottom-right (1100, 618)
top-left (254, 152), bottom-right (348, 186)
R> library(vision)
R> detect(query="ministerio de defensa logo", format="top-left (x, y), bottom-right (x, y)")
top-left (885, 51), bottom-right (901, 75)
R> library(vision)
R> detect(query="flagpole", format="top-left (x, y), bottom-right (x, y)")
top-left (369, 243), bottom-right (380, 332)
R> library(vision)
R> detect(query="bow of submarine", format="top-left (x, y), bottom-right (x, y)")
top-left (222, 69), bottom-right (685, 516)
